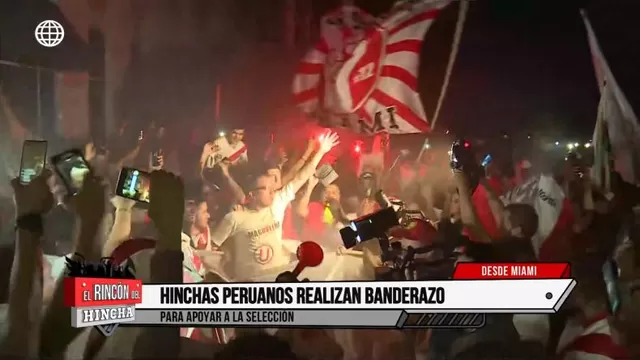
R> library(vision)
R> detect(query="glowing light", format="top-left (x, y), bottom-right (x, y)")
top-left (574, 142), bottom-right (579, 147)
top-left (555, 141), bottom-right (560, 146)
top-left (445, 130), bottom-right (450, 135)
top-left (219, 131), bottom-right (225, 137)
top-left (584, 143), bottom-right (591, 148)
top-left (463, 141), bottom-right (470, 148)
top-left (567, 144), bottom-right (574, 150)
top-left (354, 145), bottom-right (361, 153)
top-left (424, 143), bottom-right (431, 150)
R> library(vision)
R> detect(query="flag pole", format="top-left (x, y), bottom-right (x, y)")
top-left (416, 0), bottom-right (469, 163)
top-left (215, 83), bottom-right (221, 123)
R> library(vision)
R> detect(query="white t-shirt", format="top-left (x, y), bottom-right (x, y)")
top-left (211, 184), bottom-right (295, 280)
top-left (203, 136), bottom-right (248, 168)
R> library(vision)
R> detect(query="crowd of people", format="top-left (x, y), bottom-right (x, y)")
top-left (0, 120), bottom-right (639, 360)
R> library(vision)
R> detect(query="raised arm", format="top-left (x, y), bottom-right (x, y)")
top-left (199, 142), bottom-right (215, 174)
top-left (453, 171), bottom-right (493, 244)
top-left (1, 171), bottom-right (53, 357)
top-left (218, 161), bottom-right (246, 205)
top-left (39, 173), bottom-right (107, 358)
top-left (133, 170), bottom-right (184, 359)
top-left (286, 132), bottom-right (339, 195)
top-left (479, 177), bottom-right (507, 230)
top-left (295, 176), bottom-right (319, 218)
top-left (102, 196), bottom-right (136, 257)
top-left (282, 140), bottom-right (315, 187)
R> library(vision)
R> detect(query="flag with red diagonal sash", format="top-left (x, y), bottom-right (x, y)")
top-left (336, 0), bottom-right (451, 134)
top-left (292, 5), bottom-right (378, 122)
top-left (292, 0), bottom-right (454, 135)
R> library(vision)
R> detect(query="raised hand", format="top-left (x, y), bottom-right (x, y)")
top-left (305, 138), bottom-right (317, 153)
top-left (150, 154), bottom-right (164, 171)
top-left (110, 195), bottom-right (135, 211)
top-left (317, 131), bottom-right (340, 154)
top-left (217, 159), bottom-right (230, 176)
top-left (71, 172), bottom-right (106, 226)
top-left (84, 142), bottom-right (97, 162)
top-left (11, 169), bottom-right (54, 217)
top-left (148, 170), bottom-right (184, 251)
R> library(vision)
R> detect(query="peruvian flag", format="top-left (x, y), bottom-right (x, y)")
top-left (501, 175), bottom-right (575, 261)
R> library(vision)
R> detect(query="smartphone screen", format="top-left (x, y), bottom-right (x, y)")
top-left (20, 140), bottom-right (48, 184)
top-left (51, 149), bottom-right (91, 195)
top-left (115, 167), bottom-right (151, 203)
top-left (481, 154), bottom-right (493, 167)
top-left (316, 164), bottom-right (338, 186)
top-left (602, 258), bottom-right (621, 314)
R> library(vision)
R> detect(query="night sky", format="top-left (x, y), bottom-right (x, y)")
top-left (316, 0), bottom-right (639, 141)
top-left (1, 0), bottom-right (638, 142)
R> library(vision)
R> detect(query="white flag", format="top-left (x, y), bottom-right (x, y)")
top-left (583, 10), bottom-right (640, 186)
top-left (502, 174), bottom-right (568, 258)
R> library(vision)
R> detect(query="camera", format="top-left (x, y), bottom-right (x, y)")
top-left (339, 190), bottom-right (460, 281)
top-left (339, 207), bottom-right (399, 251)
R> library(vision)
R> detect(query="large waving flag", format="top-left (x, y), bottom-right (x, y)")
top-left (293, 0), bottom-right (455, 135)
top-left (292, 6), bottom-right (378, 121)
top-left (583, 10), bottom-right (640, 187)
top-left (336, 0), bottom-right (451, 134)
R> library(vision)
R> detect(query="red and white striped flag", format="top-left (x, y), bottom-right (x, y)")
top-left (293, 1), bottom-right (453, 135)
top-left (292, 5), bottom-right (378, 121)
top-left (335, 0), bottom-right (450, 134)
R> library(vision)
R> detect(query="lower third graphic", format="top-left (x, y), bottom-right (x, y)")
top-left (63, 256), bottom-right (142, 337)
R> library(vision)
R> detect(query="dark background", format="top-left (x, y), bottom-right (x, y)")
top-left (1, 0), bottom-right (638, 142)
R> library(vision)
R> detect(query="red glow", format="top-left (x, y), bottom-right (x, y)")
top-left (464, 141), bottom-right (470, 148)
top-left (354, 145), bottom-right (361, 153)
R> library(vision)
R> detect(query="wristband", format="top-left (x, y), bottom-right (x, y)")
top-left (16, 213), bottom-right (44, 235)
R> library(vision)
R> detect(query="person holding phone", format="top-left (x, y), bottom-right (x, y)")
top-left (200, 128), bottom-right (248, 181)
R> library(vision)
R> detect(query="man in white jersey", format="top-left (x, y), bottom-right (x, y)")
top-left (210, 132), bottom-right (339, 280)
top-left (200, 128), bottom-right (248, 181)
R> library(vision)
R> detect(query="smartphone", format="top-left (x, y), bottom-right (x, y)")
top-left (316, 164), bottom-right (339, 187)
top-left (602, 258), bottom-right (621, 314)
top-left (50, 149), bottom-right (91, 195)
top-left (115, 167), bottom-right (151, 204)
top-left (19, 140), bottom-right (48, 184)
top-left (151, 149), bottom-right (163, 168)
top-left (481, 154), bottom-right (492, 168)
